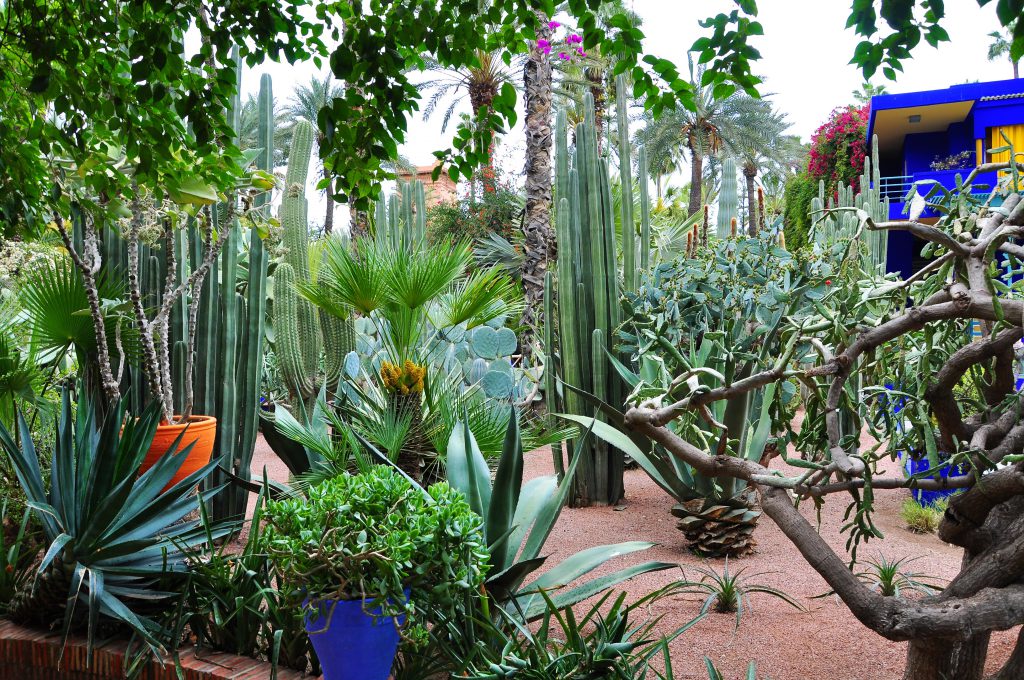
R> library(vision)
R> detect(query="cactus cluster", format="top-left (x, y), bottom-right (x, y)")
top-left (547, 84), bottom-right (644, 506)
top-left (810, 134), bottom-right (889, 271)
top-left (272, 119), bottom-right (355, 415)
top-left (356, 315), bottom-right (528, 400)
top-left (374, 179), bottom-right (426, 248)
top-left (91, 66), bottom-right (272, 521)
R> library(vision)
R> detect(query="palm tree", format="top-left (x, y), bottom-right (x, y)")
top-left (635, 55), bottom-right (771, 218)
top-left (988, 20), bottom-right (1020, 79)
top-left (852, 82), bottom-right (888, 105)
top-left (283, 75), bottom-right (345, 234)
top-left (416, 50), bottom-right (520, 194)
top-left (729, 98), bottom-right (791, 234)
top-left (520, 13), bottom-right (555, 353)
top-left (419, 51), bottom-right (518, 132)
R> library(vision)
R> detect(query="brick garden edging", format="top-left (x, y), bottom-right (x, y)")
top-left (0, 620), bottom-right (311, 679)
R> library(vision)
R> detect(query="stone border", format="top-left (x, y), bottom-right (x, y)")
top-left (0, 620), bottom-right (310, 679)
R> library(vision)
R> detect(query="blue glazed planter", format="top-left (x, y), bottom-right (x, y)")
top-left (303, 592), bottom-right (408, 680)
top-left (900, 454), bottom-right (965, 506)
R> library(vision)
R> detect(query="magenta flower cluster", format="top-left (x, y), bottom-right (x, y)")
top-left (536, 22), bottom-right (585, 60)
top-left (806, 105), bottom-right (869, 191)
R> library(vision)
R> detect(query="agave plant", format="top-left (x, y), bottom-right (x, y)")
top-left (0, 389), bottom-right (230, 660)
top-left (445, 409), bottom-right (674, 619)
top-left (677, 559), bottom-right (802, 630)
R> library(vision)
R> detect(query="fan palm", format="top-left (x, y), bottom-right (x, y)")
top-left (0, 317), bottom-right (43, 426)
top-left (299, 236), bottom-right (521, 479)
top-left (19, 260), bottom-right (136, 412)
top-left (988, 19), bottom-right (1020, 80)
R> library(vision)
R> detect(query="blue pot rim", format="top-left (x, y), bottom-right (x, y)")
top-left (302, 589), bottom-right (411, 636)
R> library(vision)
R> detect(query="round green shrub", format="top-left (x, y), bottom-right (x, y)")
top-left (260, 465), bottom-right (489, 624)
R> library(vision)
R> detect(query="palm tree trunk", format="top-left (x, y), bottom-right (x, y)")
top-left (1014, 59), bottom-right (1020, 79)
top-left (743, 165), bottom-right (758, 236)
top-left (520, 14), bottom-right (554, 357)
top-left (688, 144), bottom-right (703, 217)
top-left (323, 169), bottom-right (334, 235)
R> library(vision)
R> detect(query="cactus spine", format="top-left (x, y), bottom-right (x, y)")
top-left (717, 157), bottom-right (738, 238)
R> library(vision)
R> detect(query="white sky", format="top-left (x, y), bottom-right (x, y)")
top-left (240, 0), bottom-right (1012, 230)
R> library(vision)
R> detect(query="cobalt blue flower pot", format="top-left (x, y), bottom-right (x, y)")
top-left (303, 593), bottom-right (408, 680)
top-left (900, 454), bottom-right (966, 507)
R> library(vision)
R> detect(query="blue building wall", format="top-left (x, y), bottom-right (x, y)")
top-left (868, 79), bottom-right (1024, 279)
top-left (904, 131), bottom-right (950, 175)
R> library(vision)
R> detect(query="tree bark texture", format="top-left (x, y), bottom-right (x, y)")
top-left (519, 14), bottom-right (554, 357)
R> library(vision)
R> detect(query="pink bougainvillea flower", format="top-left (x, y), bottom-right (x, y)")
top-left (567, 33), bottom-right (582, 44)
top-left (558, 52), bottom-right (570, 60)
top-left (548, 20), bottom-right (561, 29)
top-left (537, 38), bottom-right (552, 54)
top-left (576, 46), bottom-right (585, 56)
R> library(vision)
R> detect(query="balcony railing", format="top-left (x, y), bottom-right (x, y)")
top-left (878, 175), bottom-right (912, 201)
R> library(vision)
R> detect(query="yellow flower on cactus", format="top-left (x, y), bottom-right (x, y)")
top-left (380, 359), bottom-right (426, 394)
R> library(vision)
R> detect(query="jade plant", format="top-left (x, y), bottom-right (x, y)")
top-left (259, 465), bottom-right (489, 626)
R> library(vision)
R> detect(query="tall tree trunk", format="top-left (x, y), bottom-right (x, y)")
top-left (520, 14), bottom-right (554, 358)
top-left (903, 634), bottom-right (990, 680)
top-left (469, 82), bottom-right (498, 195)
top-left (323, 169), bottom-right (334, 235)
top-left (743, 163), bottom-right (758, 236)
top-left (687, 143), bottom-right (703, 217)
top-left (1014, 60), bottom-right (1020, 79)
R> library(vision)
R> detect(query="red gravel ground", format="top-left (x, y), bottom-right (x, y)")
top-left (248, 432), bottom-right (1019, 680)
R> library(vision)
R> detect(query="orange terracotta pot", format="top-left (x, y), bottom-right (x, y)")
top-left (140, 415), bottom-right (218, 491)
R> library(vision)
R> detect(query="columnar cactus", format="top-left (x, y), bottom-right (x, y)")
top-left (272, 119), bottom-right (354, 415)
top-left (549, 93), bottom-right (631, 506)
top-left (638, 146), bottom-right (652, 272)
top-left (717, 157), bottom-right (738, 238)
top-left (89, 65), bottom-right (273, 522)
top-left (375, 180), bottom-right (427, 249)
top-left (811, 134), bottom-right (889, 272)
top-left (616, 74), bottom-right (637, 292)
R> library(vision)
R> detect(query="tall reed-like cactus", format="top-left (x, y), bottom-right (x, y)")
top-left (549, 93), bottom-right (631, 506)
top-left (374, 180), bottom-right (427, 249)
top-left (717, 157), bottom-right (738, 238)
